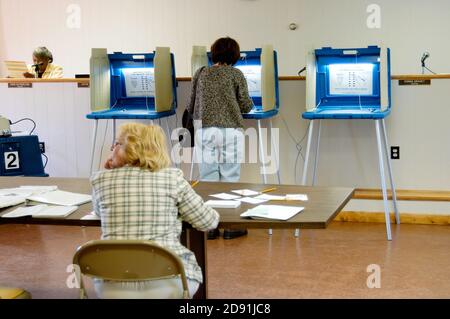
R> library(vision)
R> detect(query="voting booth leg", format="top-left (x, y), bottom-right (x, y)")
top-left (112, 119), bottom-right (117, 149)
top-left (269, 120), bottom-right (281, 237)
top-left (302, 121), bottom-right (315, 186)
top-left (89, 120), bottom-right (99, 175)
top-left (269, 120), bottom-right (281, 184)
top-left (257, 120), bottom-right (268, 184)
top-left (375, 120), bottom-right (393, 241)
top-left (381, 119), bottom-right (400, 224)
top-left (297, 120), bottom-right (316, 238)
top-left (312, 120), bottom-right (322, 186)
top-left (163, 117), bottom-right (179, 168)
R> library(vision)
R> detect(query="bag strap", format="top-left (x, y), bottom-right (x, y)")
top-left (190, 66), bottom-right (206, 114)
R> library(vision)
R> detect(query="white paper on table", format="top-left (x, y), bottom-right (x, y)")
top-left (0, 194), bottom-right (28, 208)
top-left (209, 193), bottom-right (242, 200)
top-left (204, 200), bottom-right (241, 209)
top-left (237, 197), bottom-right (269, 205)
top-left (2, 204), bottom-right (78, 218)
top-left (254, 194), bottom-right (286, 201)
top-left (19, 186), bottom-right (58, 193)
top-left (27, 190), bottom-right (92, 206)
top-left (81, 212), bottom-right (100, 220)
top-left (0, 186), bottom-right (58, 197)
top-left (231, 189), bottom-right (260, 196)
top-left (285, 194), bottom-right (309, 201)
top-left (240, 205), bottom-right (304, 221)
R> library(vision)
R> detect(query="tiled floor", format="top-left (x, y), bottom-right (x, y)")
top-left (0, 222), bottom-right (449, 298)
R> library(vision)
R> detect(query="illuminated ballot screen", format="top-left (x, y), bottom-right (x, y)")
top-left (235, 64), bottom-right (262, 98)
top-left (122, 68), bottom-right (155, 97)
top-left (328, 63), bottom-right (374, 96)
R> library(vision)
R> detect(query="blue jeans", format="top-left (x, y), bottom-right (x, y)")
top-left (194, 127), bottom-right (244, 182)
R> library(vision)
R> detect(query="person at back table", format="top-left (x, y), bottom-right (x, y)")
top-left (90, 123), bottom-right (219, 299)
top-left (23, 47), bottom-right (63, 78)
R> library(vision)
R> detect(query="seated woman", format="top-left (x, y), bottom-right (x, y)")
top-left (90, 123), bottom-right (219, 299)
top-left (23, 47), bottom-right (63, 78)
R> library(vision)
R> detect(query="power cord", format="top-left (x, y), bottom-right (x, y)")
top-left (97, 120), bottom-right (110, 171)
top-left (42, 153), bottom-right (49, 169)
top-left (280, 116), bottom-right (310, 184)
top-left (10, 118), bottom-right (37, 135)
top-left (423, 66), bottom-right (437, 75)
top-left (298, 67), bottom-right (306, 76)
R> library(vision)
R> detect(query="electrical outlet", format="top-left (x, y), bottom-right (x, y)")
top-left (39, 142), bottom-right (46, 154)
top-left (391, 146), bottom-right (400, 160)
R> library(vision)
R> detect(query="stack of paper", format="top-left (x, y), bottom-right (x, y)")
top-left (209, 193), bottom-right (241, 200)
top-left (81, 211), bottom-right (100, 220)
top-left (2, 204), bottom-right (78, 218)
top-left (4, 61), bottom-right (28, 78)
top-left (240, 205), bottom-right (304, 221)
top-left (204, 200), bottom-right (241, 209)
top-left (254, 194), bottom-right (286, 201)
top-left (0, 186), bottom-right (58, 209)
top-left (286, 194), bottom-right (309, 201)
top-left (26, 190), bottom-right (92, 206)
top-left (0, 195), bottom-right (27, 209)
top-left (231, 189), bottom-right (260, 196)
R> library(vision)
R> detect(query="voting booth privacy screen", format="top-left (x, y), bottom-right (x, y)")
top-left (304, 46), bottom-right (391, 119)
top-left (88, 48), bottom-right (177, 119)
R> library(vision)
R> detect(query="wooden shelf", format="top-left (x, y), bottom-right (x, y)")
top-left (2, 74), bottom-right (449, 84)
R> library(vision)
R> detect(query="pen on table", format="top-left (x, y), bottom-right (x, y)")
top-left (260, 187), bottom-right (277, 194)
top-left (191, 180), bottom-right (199, 188)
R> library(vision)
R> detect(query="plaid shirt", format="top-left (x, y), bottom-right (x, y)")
top-left (90, 167), bottom-right (219, 283)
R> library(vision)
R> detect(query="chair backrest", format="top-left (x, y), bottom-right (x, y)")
top-left (0, 287), bottom-right (31, 299)
top-left (73, 240), bottom-right (190, 299)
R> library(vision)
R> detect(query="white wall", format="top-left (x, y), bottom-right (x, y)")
top-left (1, 0), bottom-right (450, 77)
top-left (0, 3), bottom-right (5, 76)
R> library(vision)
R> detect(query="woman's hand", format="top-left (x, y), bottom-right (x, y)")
top-left (23, 72), bottom-right (34, 78)
top-left (104, 156), bottom-right (114, 169)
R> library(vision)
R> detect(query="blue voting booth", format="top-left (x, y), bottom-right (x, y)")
top-left (87, 47), bottom-right (177, 173)
top-left (190, 45), bottom-right (281, 184)
top-left (301, 46), bottom-right (399, 240)
top-left (0, 135), bottom-right (47, 177)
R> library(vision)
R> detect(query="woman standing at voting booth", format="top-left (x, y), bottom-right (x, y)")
top-left (187, 37), bottom-right (253, 239)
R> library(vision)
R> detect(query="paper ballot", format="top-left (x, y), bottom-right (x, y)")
top-left (231, 189), bottom-right (260, 196)
top-left (240, 205), bottom-right (304, 221)
top-left (204, 200), bottom-right (241, 209)
top-left (210, 193), bottom-right (242, 200)
top-left (26, 190), bottom-right (92, 206)
top-left (2, 204), bottom-right (78, 218)
top-left (4, 61), bottom-right (28, 78)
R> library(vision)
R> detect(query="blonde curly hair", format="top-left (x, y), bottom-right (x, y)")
top-left (119, 123), bottom-right (171, 172)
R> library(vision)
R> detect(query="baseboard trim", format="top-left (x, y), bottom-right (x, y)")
top-left (354, 189), bottom-right (450, 202)
top-left (336, 211), bottom-right (450, 226)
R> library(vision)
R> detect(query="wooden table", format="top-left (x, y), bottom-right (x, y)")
top-left (0, 177), bottom-right (354, 299)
